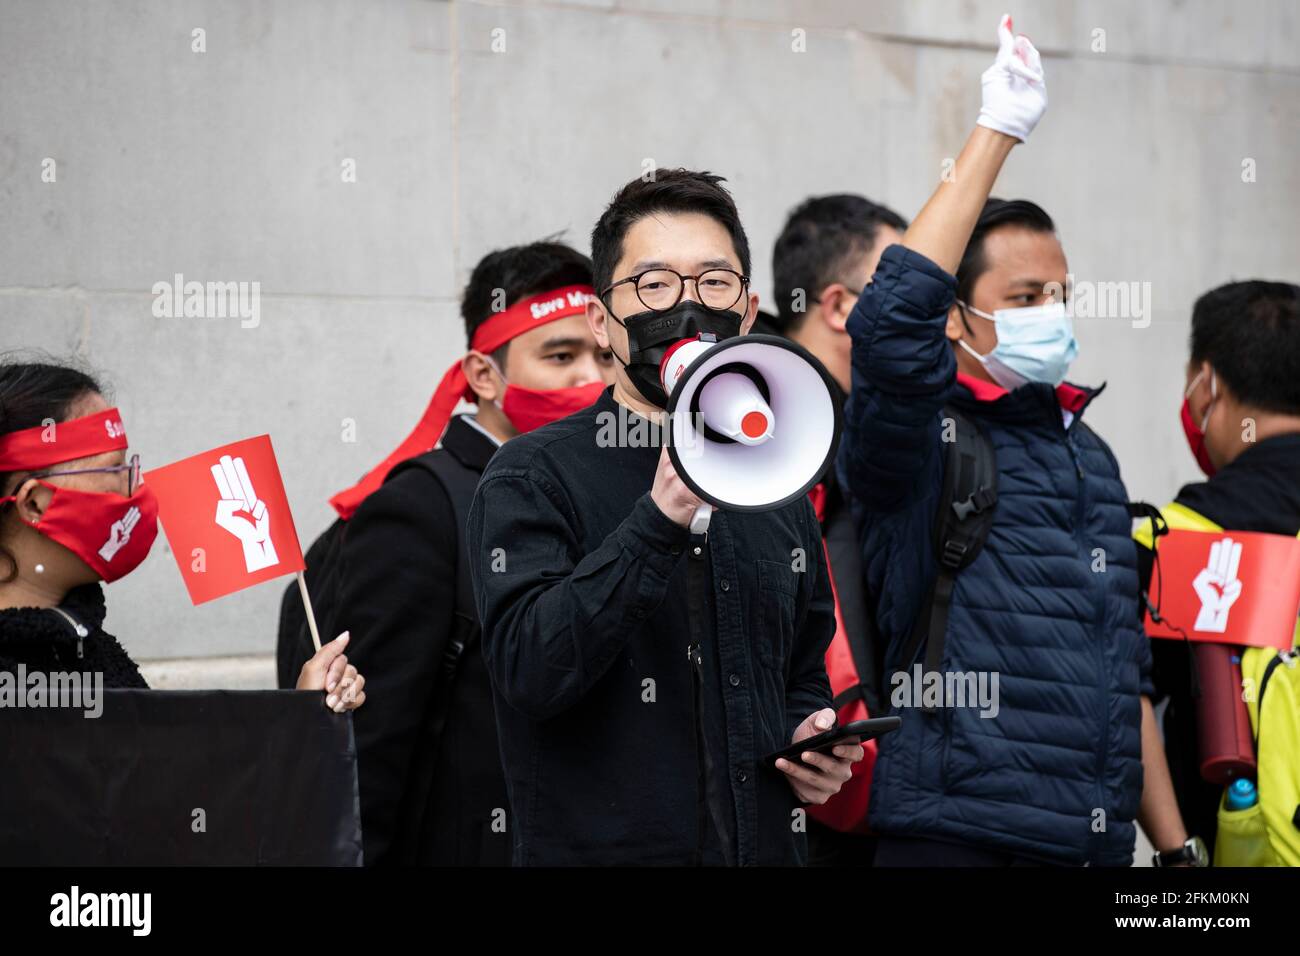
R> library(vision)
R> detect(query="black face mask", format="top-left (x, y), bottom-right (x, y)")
top-left (610, 299), bottom-right (745, 407)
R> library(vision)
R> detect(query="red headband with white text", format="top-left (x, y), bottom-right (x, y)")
top-left (0, 407), bottom-right (128, 472)
top-left (329, 284), bottom-right (594, 519)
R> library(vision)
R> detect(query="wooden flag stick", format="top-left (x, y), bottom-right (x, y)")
top-left (296, 570), bottom-right (322, 653)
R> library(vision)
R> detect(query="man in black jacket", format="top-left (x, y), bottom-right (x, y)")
top-left (322, 241), bottom-right (612, 865)
top-left (467, 170), bottom-right (861, 866)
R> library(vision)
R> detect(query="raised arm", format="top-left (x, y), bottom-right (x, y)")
top-left (904, 14), bottom-right (1044, 271)
top-left (837, 14), bottom-right (1046, 514)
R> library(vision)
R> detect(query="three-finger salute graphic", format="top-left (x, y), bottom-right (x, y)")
top-left (145, 435), bottom-right (304, 606)
top-left (211, 453), bottom-right (280, 572)
top-left (1144, 529), bottom-right (1300, 651)
top-left (98, 505), bottom-right (142, 562)
top-left (1192, 536), bottom-right (1244, 633)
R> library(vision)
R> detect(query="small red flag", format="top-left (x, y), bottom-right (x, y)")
top-left (1145, 529), bottom-right (1300, 651)
top-left (145, 435), bottom-right (305, 605)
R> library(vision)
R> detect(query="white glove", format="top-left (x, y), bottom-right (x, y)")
top-left (976, 14), bottom-right (1047, 143)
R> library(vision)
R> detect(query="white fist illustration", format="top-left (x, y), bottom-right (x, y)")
top-left (98, 505), bottom-right (142, 562)
top-left (1192, 536), bottom-right (1243, 633)
top-left (212, 454), bottom-right (279, 573)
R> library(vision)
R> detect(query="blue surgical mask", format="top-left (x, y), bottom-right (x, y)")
top-left (956, 300), bottom-right (1078, 390)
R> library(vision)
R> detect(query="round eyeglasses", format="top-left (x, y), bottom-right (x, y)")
top-left (601, 267), bottom-right (749, 313)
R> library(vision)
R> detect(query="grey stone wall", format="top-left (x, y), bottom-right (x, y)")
top-left (3, 0), bottom-right (1296, 681)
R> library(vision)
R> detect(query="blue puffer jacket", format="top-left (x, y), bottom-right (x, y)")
top-left (837, 244), bottom-right (1153, 866)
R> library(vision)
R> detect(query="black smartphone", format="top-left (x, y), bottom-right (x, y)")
top-left (763, 716), bottom-right (902, 769)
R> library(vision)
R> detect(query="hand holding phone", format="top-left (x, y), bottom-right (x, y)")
top-left (763, 716), bottom-right (901, 769)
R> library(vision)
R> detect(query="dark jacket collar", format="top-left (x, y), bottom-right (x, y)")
top-left (596, 384), bottom-right (670, 418)
top-left (0, 583), bottom-right (148, 687)
top-left (951, 371), bottom-right (1102, 429)
top-left (1177, 432), bottom-right (1300, 535)
top-left (1224, 431), bottom-right (1300, 471)
top-left (0, 583), bottom-right (107, 649)
top-left (441, 415), bottom-right (500, 473)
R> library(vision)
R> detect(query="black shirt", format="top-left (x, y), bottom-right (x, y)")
top-left (467, 387), bottom-right (835, 865)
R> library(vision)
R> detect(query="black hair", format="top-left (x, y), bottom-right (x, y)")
top-left (460, 238), bottom-right (594, 358)
top-left (0, 356), bottom-right (106, 582)
top-left (1190, 280), bottom-right (1300, 415)
top-left (590, 169), bottom-right (751, 301)
top-left (954, 198), bottom-right (1056, 327)
top-left (771, 194), bottom-right (907, 333)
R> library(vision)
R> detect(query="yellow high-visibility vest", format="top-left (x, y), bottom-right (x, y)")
top-left (1135, 503), bottom-right (1300, 866)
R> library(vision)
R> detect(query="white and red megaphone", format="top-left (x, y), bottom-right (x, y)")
top-left (660, 333), bottom-right (842, 534)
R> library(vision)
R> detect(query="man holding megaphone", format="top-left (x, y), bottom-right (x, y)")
top-left (467, 170), bottom-right (862, 866)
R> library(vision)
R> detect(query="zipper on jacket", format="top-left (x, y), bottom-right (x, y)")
top-left (48, 606), bottom-right (89, 659)
top-left (1065, 427), bottom-right (1085, 480)
top-left (1065, 431), bottom-right (1110, 864)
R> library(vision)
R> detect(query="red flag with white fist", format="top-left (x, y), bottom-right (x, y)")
top-left (1145, 529), bottom-right (1300, 651)
top-left (144, 435), bottom-right (305, 606)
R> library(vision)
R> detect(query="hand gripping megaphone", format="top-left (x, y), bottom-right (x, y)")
top-left (661, 333), bottom-right (843, 534)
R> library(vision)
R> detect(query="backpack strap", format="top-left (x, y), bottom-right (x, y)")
top-left (895, 406), bottom-right (999, 713)
top-left (824, 498), bottom-right (886, 717)
top-left (383, 448), bottom-right (482, 862)
top-left (388, 451), bottom-right (478, 624)
top-left (1254, 649), bottom-right (1291, 755)
top-left (1253, 646), bottom-right (1300, 838)
top-left (386, 447), bottom-right (479, 714)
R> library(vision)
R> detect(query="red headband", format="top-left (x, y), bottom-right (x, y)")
top-left (0, 407), bottom-right (128, 472)
top-left (329, 284), bottom-right (594, 519)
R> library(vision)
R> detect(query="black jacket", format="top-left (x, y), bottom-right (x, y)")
top-left (467, 387), bottom-right (835, 866)
top-left (0, 583), bottom-right (147, 688)
top-left (335, 415), bottom-right (510, 866)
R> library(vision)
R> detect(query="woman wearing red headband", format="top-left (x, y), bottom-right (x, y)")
top-left (0, 359), bottom-right (366, 710)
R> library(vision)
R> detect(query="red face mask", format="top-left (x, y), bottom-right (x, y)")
top-left (500, 381), bottom-right (605, 434)
top-left (1181, 370), bottom-right (1217, 478)
top-left (1, 480), bottom-right (160, 582)
top-left (328, 285), bottom-right (600, 519)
